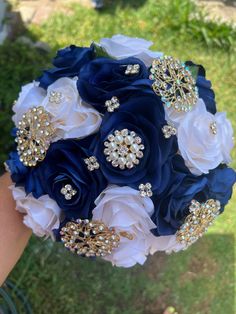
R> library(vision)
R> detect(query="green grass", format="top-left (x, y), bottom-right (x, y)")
top-left (0, 0), bottom-right (235, 313)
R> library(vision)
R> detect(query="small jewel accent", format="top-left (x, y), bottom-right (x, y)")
top-left (125, 64), bottom-right (140, 75)
top-left (49, 91), bottom-right (62, 104)
top-left (210, 121), bottom-right (217, 135)
top-left (150, 56), bottom-right (198, 113)
top-left (104, 129), bottom-right (145, 170)
top-left (176, 199), bottom-right (221, 247)
top-left (60, 184), bottom-right (77, 200)
top-left (139, 183), bottom-right (153, 197)
top-left (16, 106), bottom-right (55, 167)
top-left (84, 156), bottom-right (100, 171)
top-left (105, 96), bottom-right (120, 112)
top-left (162, 124), bottom-right (177, 138)
top-left (60, 220), bottom-right (120, 257)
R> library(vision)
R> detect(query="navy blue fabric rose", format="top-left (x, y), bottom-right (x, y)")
top-left (6, 151), bottom-right (29, 186)
top-left (77, 57), bottom-right (153, 113)
top-left (185, 61), bottom-right (216, 114)
top-left (151, 159), bottom-right (236, 236)
top-left (24, 140), bottom-right (106, 219)
top-left (38, 45), bottom-right (95, 89)
top-left (89, 94), bottom-right (178, 193)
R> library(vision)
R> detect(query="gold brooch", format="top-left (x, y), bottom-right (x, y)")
top-left (16, 106), bottom-right (55, 167)
top-left (150, 56), bottom-right (198, 113)
top-left (176, 199), bottom-right (221, 247)
top-left (60, 220), bottom-right (121, 257)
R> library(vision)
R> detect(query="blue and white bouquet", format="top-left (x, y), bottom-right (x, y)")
top-left (6, 35), bottom-right (236, 267)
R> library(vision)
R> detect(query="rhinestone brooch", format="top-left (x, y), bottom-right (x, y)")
top-left (104, 129), bottom-right (145, 170)
top-left (150, 56), bottom-right (198, 113)
top-left (49, 90), bottom-right (62, 104)
top-left (139, 183), bottom-right (153, 197)
top-left (60, 220), bottom-right (121, 257)
top-left (16, 106), bottom-right (55, 167)
top-left (105, 96), bottom-right (120, 112)
top-left (84, 156), bottom-right (100, 171)
top-left (210, 121), bottom-right (217, 135)
top-left (125, 64), bottom-right (140, 75)
top-left (60, 184), bottom-right (77, 200)
top-left (176, 199), bottom-right (221, 247)
top-left (162, 124), bottom-right (177, 139)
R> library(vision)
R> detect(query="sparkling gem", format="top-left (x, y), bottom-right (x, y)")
top-left (209, 121), bottom-right (217, 135)
top-left (162, 124), bottom-right (177, 139)
top-left (105, 96), bottom-right (120, 112)
top-left (60, 184), bottom-right (77, 201)
top-left (125, 64), bottom-right (140, 75)
top-left (49, 90), bottom-right (62, 104)
top-left (84, 156), bottom-right (100, 171)
top-left (139, 183), bottom-right (153, 197)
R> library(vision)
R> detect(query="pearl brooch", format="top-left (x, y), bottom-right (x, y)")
top-left (60, 184), bottom-right (77, 200)
top-left (16, 106), bottom-right (55, 167)
top-left (150, 56), bottom-right (198, 113)
top-left (125, 64), bottom-right (140, 75)
top-left (176, 199), bottom-right (221, 247)
top-left (139, 183), bottom-right (153, 197)
top-left (104, 129), bottom-right (145, 170)
top-left (84, 156), bottom-right (100, 171)
top-left (105, 96), bottom-right (120, 112)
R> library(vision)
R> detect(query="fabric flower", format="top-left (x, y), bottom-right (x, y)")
top-left (150, 235), bottom-right (185, 254)
top-left (77, 57), bottom-right (152, 113)
top-left (11, 185), bottom-right (61, 238)
top-left (89, 94), bottom-right (177, 193)
top-left (92, 185), bottom-right (156, 267)
top-left (6, 151), bottom-right (30, 186)
top-left (13, 78), bottom-right (102, 140)
top-left (151, 157), bottom-right (235, 236)
top-left (23, 140), bottom-right (107, 220)
top-left (178, 99), bottom-right (233, 175)
top-left (99, 34), bottom-right (163, 66)
top-left (38, 45), bottom-right (94, 89)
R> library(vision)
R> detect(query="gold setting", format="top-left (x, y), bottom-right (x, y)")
top-left (210, 121), bottom-right (217, 135)
top-left (16, 106), bottom-right (55, 167)
top-left (176, 199), bottom-right (221, 247)
top-left (150, 56), bottom-right (198, 112)
top-left (60, 220), bottom-right (121, 257)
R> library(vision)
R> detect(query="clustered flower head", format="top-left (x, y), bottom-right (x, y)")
top-left (6, 35), bottom-right (236, 268)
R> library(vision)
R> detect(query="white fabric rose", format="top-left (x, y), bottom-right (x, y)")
top-left (214, 112), bottom-right (234, 164)
top-left (99, 34), bottom-right (163, 67)
top-left (12, 81), bottom-right (45, 125)
top-left (150, 235), bottom-right (185, 255)
top-left (177, 99), bottom-right (233, 175)
top-left (11, 185), bottom-right (61, 238)
top-left (12, 77), bottom-right (102, 140)
top-left (92, 185), bottom-right (156, 268)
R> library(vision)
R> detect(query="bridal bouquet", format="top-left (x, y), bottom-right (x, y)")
top-left (6, 35), bottom-right (235, 267)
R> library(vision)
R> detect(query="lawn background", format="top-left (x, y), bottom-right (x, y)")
top-left (0, 0), bottom-right (235, 313)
